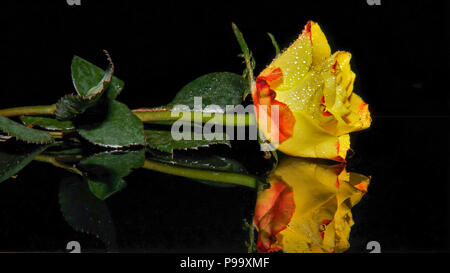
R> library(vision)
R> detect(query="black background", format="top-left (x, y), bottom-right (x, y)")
top-left (0, 0), bottom-right (449, 253)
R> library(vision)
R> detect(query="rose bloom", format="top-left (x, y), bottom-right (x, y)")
top-left (253, 157), bottom-right (370, 253)
top-left (252, 21), bottom-right (371, 161)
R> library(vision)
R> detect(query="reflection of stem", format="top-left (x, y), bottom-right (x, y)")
top-left (34, 154), bottom-right (83, 175)
top-left (34, 154), bottom-right (261, 189)
top-left (133, 110), bottom-right (256, 127)
top-left (0, 104), bottom-right (56, 117)
top-left (244, 220), bottom-right (256, 253)
top-left (142, 160), bottom-right (259, 189)
top-left (249, 224), bottom-right (255, 253)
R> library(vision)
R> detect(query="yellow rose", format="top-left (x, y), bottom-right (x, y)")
top-left (252, 21), bottom-right (371, 161)
top-left (253, 157), bottom-right (370, 253)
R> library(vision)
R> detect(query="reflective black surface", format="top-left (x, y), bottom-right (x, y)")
top-left (1, 0), bottom-right (449, 252)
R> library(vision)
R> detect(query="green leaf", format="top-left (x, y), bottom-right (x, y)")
top-left (0, 116), bottom-right (53, 144)
top-left (267, 32), bottom-right (280, 57)
top-left (0, 142), bottom-right (50, 183)
top-left (72, 55), bottom-right (124, 100)
top-left (77, 100), bottom-right (146, 148)
top-left (83, 53), bottom-right (113, 99)
top-left (168, 72), bottom-right (247, 111)
top-left (78, 150), bottom-right (145, 200)
top-left (54, 91), bottom-right (108, 122)
top-left (55, 54), bottom-right (116, 121)
top-left (55, 94), bottom-right (92, 121)
top-left (145, 129), bottom-right (230, 154)
top-left (232, 23), bottom-right (251, 63)
top-left (232, 22), bottom-right (255, 99)
top-left (59, 176), bottom-right (117, 250)
top-left (20, 116), bottom-right (75, 131)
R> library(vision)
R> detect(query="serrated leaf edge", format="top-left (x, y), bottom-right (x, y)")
top-left (0, 116), bottom-right (54, 144)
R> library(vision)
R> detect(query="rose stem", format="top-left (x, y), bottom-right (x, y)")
top-left (133, 110), bottom-right (256, 126)
top-left (0, 105), bottom-right (256, 127)
top-left (0, 104), bottom-right (57, 117)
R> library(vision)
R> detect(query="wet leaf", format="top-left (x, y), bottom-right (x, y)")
top-left (168, 72), bottom-right (247, 111)
top-left (0, 116), bottom-right (53, 144)
top-left (0, 142), bottom-right (50, 183)
top-left (145, 129), bottom-right (230, 155)
top-left (20, 116), bottom-right (75, 131)
top-left (78, 150), bottom-right (145, 200)
top-left (59, 176), bottom-right (117, 251)
top-left (77, 100), bottom-right (145, 148)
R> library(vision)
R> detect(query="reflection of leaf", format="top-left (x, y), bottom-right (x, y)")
top-left (148, 151), bottom-right (249, 188)
top-left (178, 155), bottom-right (247, 188)
top-left (253, 157), bottom-right (370, 253)
top-left (168, 72), bottom-right (247, 111)
top-left (59, 176), bottom-right (117, 251)
top-left (0, 142), bottom-right (50, 183)
top-left (145, 129), bottom-right (230, 155)
top-left (77, 100), bottom-right (145, 148)
top-left (20, 116), bottom-right (75, 131)
top-left (150, 151), bottom-right (247, 173)
top-left (71, 55), bottom-right (124, 100)
top-left (78, 150), bottom-right (145, 200)
top-left (0, 116), bottom-right (53, 144)
top-left (87, 177), bottom-right (126, 201)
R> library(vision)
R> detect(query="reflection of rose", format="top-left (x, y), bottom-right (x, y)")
top-left (253, 157), bottom-right (370, 253)
top-left (253, 21), bottom-right (371, 161)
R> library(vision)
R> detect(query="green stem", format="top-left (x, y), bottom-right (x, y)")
top-left (142, 160), bottom-right (260, 189)
top-left (0, 104), bottom-right (56, 117)
top-left (0, 105), bottom-right (256, 127)
top-left (48, 131), bottom-right (64, 138)
top-left (133, 110), bottom-right (256, 126)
